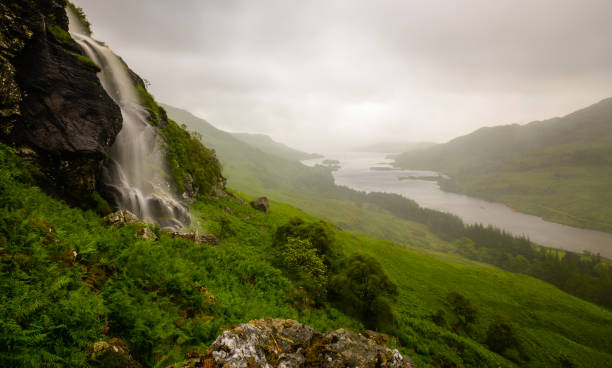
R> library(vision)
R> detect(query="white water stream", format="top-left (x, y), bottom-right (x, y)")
top-left (68, 12), bottom-right (190, 230)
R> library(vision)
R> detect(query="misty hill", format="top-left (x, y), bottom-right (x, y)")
top-left (161, 104), bottom-right (334, 195)
top-left (357, 141), bottom-right (438, 153)
top-left (231, 132), bottom-right (322, 161)
top-left (393, 97), bottom-right (612, 232)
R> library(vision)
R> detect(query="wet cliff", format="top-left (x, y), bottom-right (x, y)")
top-left (0, 0), bottom-right (122, 204)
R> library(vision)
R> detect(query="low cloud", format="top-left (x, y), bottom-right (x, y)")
top-left (74, 0), bottom-right (612, 151)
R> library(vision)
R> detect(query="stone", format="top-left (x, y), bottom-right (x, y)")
top-left (211, 185), bottom-right (227, 199)
top-left (250, 196), bottom-right (269, 213)
top-left (173, 318), bottom-right (417, 368)
top-left (170, 230), bottom-right (219, 246)
top-left (137, 227), bottom-right (157, 240)
top-left (87, 338), bottom-right (142, 368)
top-left (105, 210), bottom-right (139, 226)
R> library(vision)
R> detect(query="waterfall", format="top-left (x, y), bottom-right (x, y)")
top-left (68, 11), bottom-right (190, 231)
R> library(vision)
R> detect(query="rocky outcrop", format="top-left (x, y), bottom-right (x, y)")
top-left (175, 318), bottom-right (416, 368)
top-left (0, 0), bottom-right (122, 203)
top-left (250, 196), bottom-right (269, 213)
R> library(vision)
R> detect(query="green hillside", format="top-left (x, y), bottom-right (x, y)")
top-left (2, 143), bottom-right (611, 367)
top-left (231, 132), bottom-right (322, 161)
top-left (393, 98), bottom-right (612, 232)
top-left (162, 104), bottom-right (438, 244)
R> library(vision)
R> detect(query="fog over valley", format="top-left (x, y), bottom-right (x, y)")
top-left (73, 0), bottom-right (612, 151)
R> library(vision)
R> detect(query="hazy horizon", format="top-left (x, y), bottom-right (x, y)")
top-left (73, 0), bottom-right (612, 152)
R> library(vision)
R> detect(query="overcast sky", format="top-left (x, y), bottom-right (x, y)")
top-left (73, 0), bottom-right (612, 152)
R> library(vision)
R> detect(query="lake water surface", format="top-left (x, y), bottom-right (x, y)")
top-left (303, 152), bottom-right (612, 259)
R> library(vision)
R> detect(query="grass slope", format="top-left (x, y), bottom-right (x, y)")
top-left (393, 98), bottom-right (612, 232)
top-left (2, 144), bottom-right (612, 367)
top-left (162, 104), bottom-right (442, 246)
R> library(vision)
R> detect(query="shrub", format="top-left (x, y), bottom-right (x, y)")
top-left (274, 217), bottom-right (341, 269)
top-left (485, 315), bottom-right (525, 362)
top-left (330, 254), bottom-right (398, 330)
top-left (282, 237), bottom-right (327, 302)
top-left (446, 292), bottom-right (477, 333)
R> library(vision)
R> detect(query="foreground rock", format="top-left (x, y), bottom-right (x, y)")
top-left (250, 196), bottom-right (269, 213)
top-left (174, 318), bottom-right (416, 368)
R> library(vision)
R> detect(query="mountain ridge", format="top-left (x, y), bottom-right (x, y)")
top-left (393, 97), bottom-right (612, 232)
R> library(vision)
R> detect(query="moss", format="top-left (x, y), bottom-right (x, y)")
top-left (134, 81), bottom-right (225, 196)
top-left (47, 24), bottom-right (75, 45)
top-left (67, 2), bottom-right (92, 35)
top-left (71, 52), bottom-right (101, 72)
top-left (159, 118), bottom-right (225, 195)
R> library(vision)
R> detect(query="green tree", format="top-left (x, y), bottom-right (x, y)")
top-left (282, 237), bottom-right (327, 302)
top-left (485, 315), bottom-right (523, 361)
top-left (330, 254), bottom-right (398, 330)
top-left (446, 292), bottom-right (477, 333)
top-left (274, 217), bottom-right (341, 269)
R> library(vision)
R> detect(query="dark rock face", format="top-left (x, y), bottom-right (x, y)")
top-left (175, 318), bottom-right (417, 368)
top-left (0, 0), bottom-right (122, 203)
top-left (250, 196), bottom-right (269, 213)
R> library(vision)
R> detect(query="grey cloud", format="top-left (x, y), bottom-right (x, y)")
top-left (73, 0), bottom-right (612, 151)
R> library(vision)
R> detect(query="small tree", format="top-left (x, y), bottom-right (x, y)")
top-left (330, 254), bottom-right (398, 330)
top-left (485, 315), bottom-right (521, 358)
top-left (274, 217), bottom-right (341, 270)
top-left (282, 237), bottom-right (327, 302)
top-left (446, 292), bottom-right (477, 333)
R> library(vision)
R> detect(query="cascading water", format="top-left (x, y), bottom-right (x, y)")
top-left (68, 11), bottom-right (190, 231)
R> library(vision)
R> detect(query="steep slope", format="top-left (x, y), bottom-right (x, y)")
top-left (231, 132), bottom-right (322, 161)
top-left (2, 143), bottom-right (612, 367)
top-left (393, 98), bottom-right (612, 232)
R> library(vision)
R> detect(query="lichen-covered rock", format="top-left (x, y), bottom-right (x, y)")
top-left (87, 338), bottom-right (142, 368)
top-left (174, 318), bottom-right (416, 368)
top-left (105, 209), bottom-right (140, 226)
top-left (250, 197), bottom-right (269, 213)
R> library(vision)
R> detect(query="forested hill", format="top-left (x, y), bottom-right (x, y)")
top-left (231, 132), bottom-right (322, 161)
top-left (393, 98), bottom-right (612, 232)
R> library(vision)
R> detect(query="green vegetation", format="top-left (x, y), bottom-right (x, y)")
top-left (136, 87), bottom-right (224, 196)
top-left (393, 98), bottom-right (612, 232)
top-left (338, 230), bottom-right (612, 367)
top-left (48, 24), bottom-right (75, 45)
top-left (163, 104), bottom-right (612, 310)
top-left (7, 3), bottom-right (612, 367)
top-left (3, 141), bottom-right (612, 366)
top-left (71, 53), bottom-right (100, 72)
